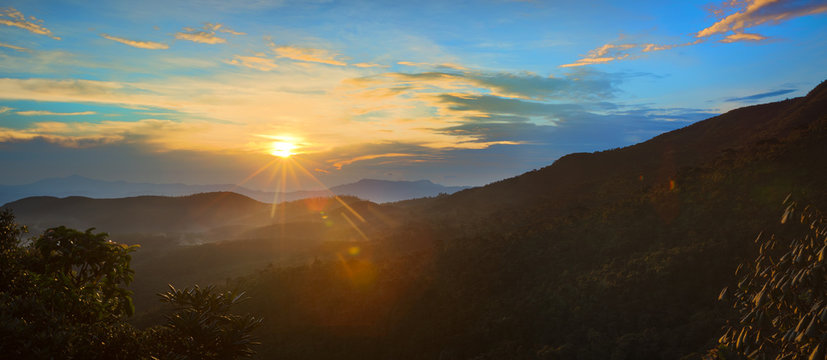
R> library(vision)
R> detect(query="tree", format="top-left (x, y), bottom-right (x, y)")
top-left (0, 210), bottom-right (261, 359)
top-left (0, 209), bottom-right (140, 358)
top-left (145, 285), bottom-right (262, 359)
top-left (709, 200), bottom-right (826, 360)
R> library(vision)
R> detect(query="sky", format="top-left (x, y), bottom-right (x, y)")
top-left (0, 0), bottom-right (825, 191)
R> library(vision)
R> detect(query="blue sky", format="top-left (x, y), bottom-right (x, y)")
top-left (1, 0), bottom-right (825, 190)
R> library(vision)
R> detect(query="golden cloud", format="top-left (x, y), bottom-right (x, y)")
top-left (227, 55), bottom-right (278, 71)
top-left (559, 44), bottom-right (635, 68)
top-left (100, 33), bottom-right (169, 50)
top-left (721, 32), bottom-right (768, 43)
top-left (0, 7), bottom-right (59, 40)
top-left (273, 45), bottom-right (347, 66)
top-left (697, 0), bottom-right (827, 41)
top-left (175, 23), bottom-right (243, 44)
top-left (0, 41), bottom-right (28, 51)
top-left (17, 110), bottom-right (96, 116)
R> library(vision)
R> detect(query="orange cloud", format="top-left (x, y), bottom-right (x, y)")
top-left (0, 119), bottom-right (198, 148)
top-left (227, 55), bottom-right (278, 71)
top-left (561, 39), bottom-right (703, 67)
top-left (175, 23), bottom-right (243, 44)
top-left (0, 7), bottom-right (59, 40)
top-left (17, 110), bottom-right (96, 116)
top-left (353, 62), bottom-right (386, 68)
top-left (559, 44), bottom-right (635, 67)
top-left (332, 153), bottom-right (421, 169)
top-left (0, 41), bottom-right (28, 51)
top-left (398, 61), bottom-right (467, 70)
top-left (100, 33), bottom-right (169, 50)
top-left (721, 32), bottom-right (768, 43)
top-left (697, 0), bottom-right (827, 42)
top-left (273, 45), bottom-right (347, 66)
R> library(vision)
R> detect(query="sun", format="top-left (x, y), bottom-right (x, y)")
top-left (270, 141), bottom-right (297, 158)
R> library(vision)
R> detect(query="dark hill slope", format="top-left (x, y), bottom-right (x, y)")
top-left (238, 81), bottom-right (827, 359)
top-left (377, 81), bottom-right (827, 359)
top-left (411, 81), bottom-right (827, 222)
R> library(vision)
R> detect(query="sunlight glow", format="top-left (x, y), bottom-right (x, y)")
top-left (270, 141), bottom-right (297, 158)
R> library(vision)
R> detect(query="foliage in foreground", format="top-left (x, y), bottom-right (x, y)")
top-left (710, 200), bottom-right (827, 360)
top-left (0, 209), bottom-right (260, 359)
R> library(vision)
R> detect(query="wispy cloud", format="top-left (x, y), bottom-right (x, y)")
top-left (697, 0), bottom-right (827, 41)
top-left (720, 32), bottom-right (768, 43)
top-left (332, 153), bottom-right (422, 169)
top-left (17, 110), bottom-right (97, 116)
top-left (175, 23), bottom-right (243, 44)
top-left (0, 7), bottom-right (60, 40)
top-left (353, 62), bottom-right (386, 68)
top-left (0, 41), bottom-right (28, 51)
top-left (559, 43), bottom-right (636, 68)
top-left (273, 45), bottom-right (348, 66)
top-left (560, 41), bottom-right (700, 68)
top-left (100, 33), bottom-right (169, 50)
top-left (0, 119), bottom-right (193, 148)
top-left (214, 23), bottom-right (245, 35)
top-left (560, 0), bottom-right (827, 67)
top-left (350, 67), bottom-right (620, 102)
top-left (227, 55), bottom-right (278, 71)
top-left (0, 106), bottom-right (12, 114)
top-left (724, 88), bottom-right (797, 102)
top-left (398, 61), bottom-right (467, 70)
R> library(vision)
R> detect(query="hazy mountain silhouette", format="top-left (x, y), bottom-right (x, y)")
top-left (287, 179), bottom-right (469, 204)
top-left (0, 176), bottom-right (467, 205)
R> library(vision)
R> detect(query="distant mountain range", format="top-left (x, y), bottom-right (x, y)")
top-left (0, 176), bottom-right (468, 205)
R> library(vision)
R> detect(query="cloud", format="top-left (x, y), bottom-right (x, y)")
top-left (353, 62), bottom-right (386, 68)
top-left (398, 61), bottom-right (467, 70)
top-left (0, 78), bottom-right (132, 105)
top-left (0, 41), bottom-right (28, 51)
top-left (435, 93), bottom-right (585, 122)
top-left (175, 23), bottom-right (243, 44)
top-left (0, 119), bottom-right (193, 148)
top-left (332, 152), bottom-right (423, 169)
top-left (214, 23), bottom-right (245, 35)
top-left (227, 55), bottom-right (278, 71)
top-left (720, 32), bottom-right (768, 42)
top-left (560, 43), bottom-right (636, 68)
top-left (349, 67), bottom-right (621, 102)
top-left (0, 106), bottom-right (12, 114)
top-left (697, 0), bottom-right (827, 41)
top-left (16, 110), bottom-right (97, 116)
top-left (0, 7), bottom-right (60, 40)
top-left (560, 40), bottom-right (701, 68)
top-left (559, 0), bottom-right (826, 67)
top-left (100, 33), bottom-right (169, 50)
top-left (272, 45), bottom-right (347, 66)
top-left (724, 88), bottom-right (797, 102)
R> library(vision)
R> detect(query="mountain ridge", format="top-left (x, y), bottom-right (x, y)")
top-left (0, 176), bottom-right (469, 205)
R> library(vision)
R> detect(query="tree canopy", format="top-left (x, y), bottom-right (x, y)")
top-left (0, 209), bottom-right (260, 359)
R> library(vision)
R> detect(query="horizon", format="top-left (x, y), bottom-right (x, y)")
top-left (0, 173), bottom-right (465, 191)
top-left (1, 1), bottom-right (826, 192)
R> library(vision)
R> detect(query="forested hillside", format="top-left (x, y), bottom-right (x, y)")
top-left (231, 81), bottom-right (827, 359)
